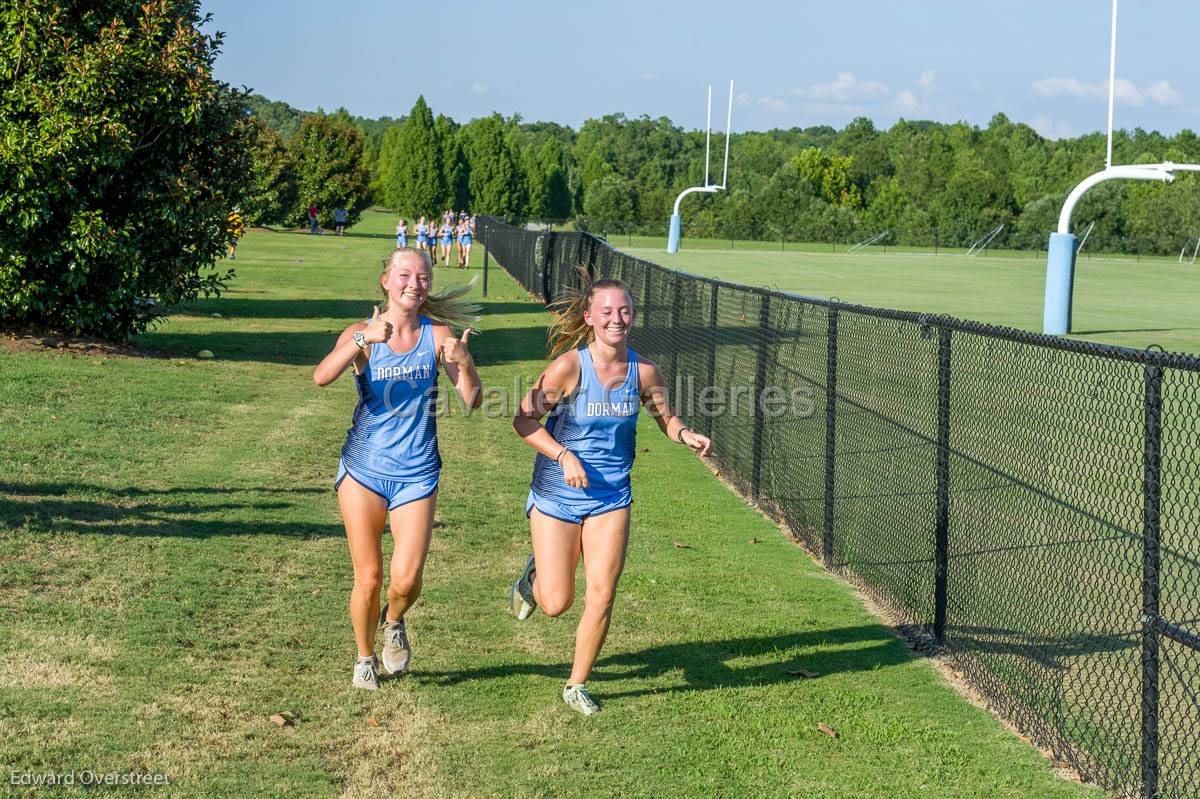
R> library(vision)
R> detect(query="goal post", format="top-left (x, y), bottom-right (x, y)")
top-left (668, 80), bottom-right (733, 254)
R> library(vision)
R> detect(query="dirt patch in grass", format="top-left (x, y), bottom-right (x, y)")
top-left (326, 692), bottom-right (448, 799)
top-left (0, 650), bottom-right (113, 691)
top-left (0, 330), bottom-right (167, 359)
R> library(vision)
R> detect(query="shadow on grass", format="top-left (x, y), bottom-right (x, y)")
top-left (176, 298), bottom-right (377, 320)
top-left (136, 325), bottom-right (555, 368)
top-left (171, 295), bottom-right (546, 322)
top-left (1073, 327), bottom-right (1178, 336)
top-left (1, 482), bottom-right (342, 539)
top-left (418, 624), bottom-right (913, 697)
top-left (136, 331), bottom-right (334, 365)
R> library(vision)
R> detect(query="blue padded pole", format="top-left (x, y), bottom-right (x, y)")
top-left (667, 213), bottom-right (682, 254)
top-left (1043, 232), bottom-right (1078, 335)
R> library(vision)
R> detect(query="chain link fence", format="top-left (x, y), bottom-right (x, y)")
top-left (479, 217), bottom-right (1200, 799)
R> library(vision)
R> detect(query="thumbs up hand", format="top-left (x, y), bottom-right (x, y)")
top-left (440, 328), bottom-right (475, 366)
top-left (364, 305), bottom-right (393, 344)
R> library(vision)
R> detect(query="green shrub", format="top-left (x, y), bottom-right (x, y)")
top-left (0, 0), bottom-right (252, 339)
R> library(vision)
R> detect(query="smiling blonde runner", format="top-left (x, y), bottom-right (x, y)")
top-left (508, 276), bottom-right (713, 715)
top-left (314, 247), bottom-right (481, 690)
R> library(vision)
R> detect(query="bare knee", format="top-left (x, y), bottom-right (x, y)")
top-left (354, 567), bottom-right (383, 597)
top-left (584, 584), bottom-right (617, 615)
top-left (388, 573), bottom-right (422, 602)
top-left (540, 589), bottom-right (575, 618)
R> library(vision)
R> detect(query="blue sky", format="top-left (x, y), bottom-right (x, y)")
top-left (201, 0), bottom-right (1200, 139)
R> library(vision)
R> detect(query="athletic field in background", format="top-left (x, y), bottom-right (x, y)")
top-left (0, 221), bottom-right (1102, 797)
top-left (605, 235), bottom-right (1200, 355)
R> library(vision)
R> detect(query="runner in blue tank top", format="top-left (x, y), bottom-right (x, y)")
top-left (315, 247), bottom-right (481, 690)
top-left (438, 221), bottom-right (454, 267)
top-left (395, 217), bottom-right (408, 248)
top-left (508, 276), bottom-right (713, 715)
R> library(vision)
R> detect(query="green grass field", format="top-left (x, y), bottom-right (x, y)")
top-left (604, 235), bottom-right (1200, 355)
top-left (0, 212), bottom-right (1103, 798)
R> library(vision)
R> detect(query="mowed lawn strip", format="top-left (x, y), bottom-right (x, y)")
top-left (618, 241), bottom-right (1200, 354)
top-left (0, 213), bottom-right (1100, 798)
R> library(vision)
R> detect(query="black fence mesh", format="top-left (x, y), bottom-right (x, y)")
top-left (478, 218), bottom-right (1200, 799)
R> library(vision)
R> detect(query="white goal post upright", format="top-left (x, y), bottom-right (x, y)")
top-left (667, 80), bottom-right (734, 254)
top-left (1043, 0), bottom-right (1200, 334)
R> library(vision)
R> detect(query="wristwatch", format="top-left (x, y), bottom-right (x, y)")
top-left (353, 331), bottom-right (368, 350)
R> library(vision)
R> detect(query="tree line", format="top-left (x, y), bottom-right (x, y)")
top-left (6, 1), bottom-right (1198, 341)
top-left (249, 95), bottom-right (1200, 255)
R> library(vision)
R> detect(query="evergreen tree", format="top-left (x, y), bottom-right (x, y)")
top-left (380, 96), bottom-right (445, 216)
top-left (463, 113), bottom-right (526, 217)
top-left (435, 114), bottom-right (468, 212)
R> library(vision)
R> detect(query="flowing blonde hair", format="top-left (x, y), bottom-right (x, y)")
top-left (546, 269), bottom-right (632, 359)
top-left (379, 247), bottom-right (481, 330)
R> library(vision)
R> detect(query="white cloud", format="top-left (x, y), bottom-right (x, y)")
top-left (470, 81), bottom-right (491, 95)
top-left (794, 101), bottom-right (869, 117)
top-left (1033, 77), bottom-right (1092, 99)
top-left (1032, 77), bottom-right (1182, 107)
top-left (756, 95), bottom-right (791, 113)
top-left (793, 72), bottom-right (890, 102)
top-left (891, 89), bottom-right (922, 113)
top-left (1147, 80), bottom-right (1183, 106)
top-left (1029, 117), bottom-right (1077, 140)
top-left (887, 71), bottom-right (937, 116)
top-left (639, 71), bottom-right (658, 81)
top-left (1032, 77), bottom-right (1115, 101)
top-left (734, 90), bottom-right (790, 113)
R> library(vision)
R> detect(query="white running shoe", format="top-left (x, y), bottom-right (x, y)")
top-left (379, 602), bottom-right (412, 674)
top-left (562, 684), bottom-right (600, 716)
top-left (508, 555), bottom-right (538, 621)
top-left (352, 656), bottom-right (380, 690)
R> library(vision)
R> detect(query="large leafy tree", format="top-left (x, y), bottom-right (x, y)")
top-left (287, 114), bottom-right (371, 228)
top-left (0, 0), bottom-right (252, 339)
top-left (583, 174), bottom-right (636, 229)
top-left (241, 117), bottom-right (297, 226)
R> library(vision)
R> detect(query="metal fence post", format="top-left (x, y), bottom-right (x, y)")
top-left (705, 282), bottom-right (719, 439)
top-left (482, 225), bottom-right (489, 298)
top-left (824, 308), bottom-right (838, 566)
top-left (751, 292), bottom-right (771, 499)
top-left (934, 326), bottom-right (952, 645)
top-left (1142, 364), bottom-right (1163, 799)
top-left (669, 273), bottom-right (682, 389)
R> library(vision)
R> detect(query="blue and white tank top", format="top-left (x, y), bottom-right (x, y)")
top-left (342, 317), bottom-right (441, 481)
top-left (531, 346), bottom-right (640, 500)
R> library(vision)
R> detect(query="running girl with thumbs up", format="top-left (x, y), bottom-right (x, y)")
top-left (314, 246), bottom-right (482, 690)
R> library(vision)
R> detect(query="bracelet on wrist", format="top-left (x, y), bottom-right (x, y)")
top-left (675, 425), bottom-right (691, 444)
top-left (555, 447), bottom-right (569, 463)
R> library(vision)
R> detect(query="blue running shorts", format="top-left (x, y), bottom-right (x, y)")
top-left (525, 488), bottom-right (631, 526)
top-left (336, 460), bottom-right (439, 510)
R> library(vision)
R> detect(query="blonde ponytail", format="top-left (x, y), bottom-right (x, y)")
top-left (379, 247), bottom-right (481, 330)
